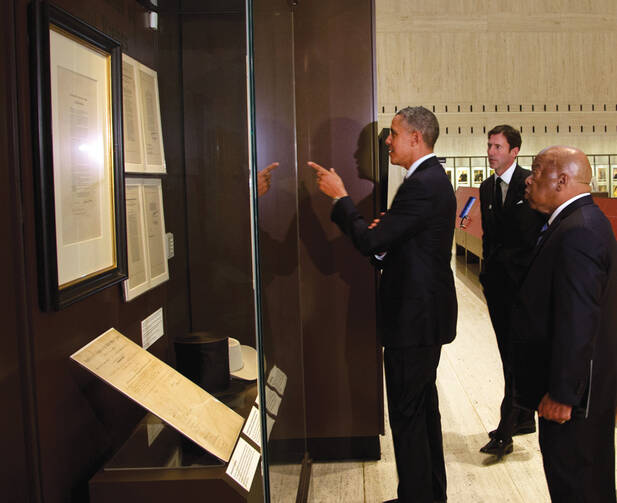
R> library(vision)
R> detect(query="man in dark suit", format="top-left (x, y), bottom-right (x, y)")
top-left (478, 125), bottom-right (546, 457)
top-left (511, 145), bottom-right (617, 501)
top-left (308, 106), bottom-right (457, 503)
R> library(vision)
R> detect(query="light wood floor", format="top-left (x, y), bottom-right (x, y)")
top-left (270, 264), bottom-right (615, 502)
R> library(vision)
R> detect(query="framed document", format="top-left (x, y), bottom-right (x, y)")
top-left (123, 179), bottom-right (149, 300)
top-left (30, 4), bottom-right (127, 310)
top-left (472, 168), bottom-right (485, 187)
top-left (142, 179), bottom-right (169, 287)
top-left (137, 64), bottom-right (166, 173)
top-left (123, 178), bottom-right (169, 301)
top-left (597, 166), bottom-right (608, 183)
top-left (445, 168), bottom-right (454, 186)
top-left (121, 54), bottom-right (146, 172)
top-left (456, 168), bottom-right (470, 187)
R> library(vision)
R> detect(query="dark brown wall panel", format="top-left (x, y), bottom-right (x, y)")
top-left (294, 0), bottom-right (382, 441)
top-left (0, 0), bottom-right (34, 500)
top-left (181, 9), bottom-right (256, 344)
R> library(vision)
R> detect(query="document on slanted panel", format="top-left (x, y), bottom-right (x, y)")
top-left (70, 328), bottom-right (243, 462)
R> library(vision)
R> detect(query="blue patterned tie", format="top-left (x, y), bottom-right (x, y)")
top-left (536, 222), bottom-right (549, 246)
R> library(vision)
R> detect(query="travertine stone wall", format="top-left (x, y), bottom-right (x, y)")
top-left (376, 0), bottom-right (617, 156)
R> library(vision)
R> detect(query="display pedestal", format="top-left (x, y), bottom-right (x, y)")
top-left (89, 381), bottom-right (262, 503)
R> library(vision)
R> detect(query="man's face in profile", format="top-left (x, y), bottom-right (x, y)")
top-left (487, 133), bottom-right (518, 175)
top-left (526, 157), bottom-right (558, 214)
top-left (386, 115), bottom-right (414, 168)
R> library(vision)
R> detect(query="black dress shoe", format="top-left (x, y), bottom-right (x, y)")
top-left (480, 438), bottom-right (513, 457)
top-left (488, 420), bottom-right (536, 439)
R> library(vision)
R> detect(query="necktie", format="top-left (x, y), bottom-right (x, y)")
top-left (494, 177), bottom-right (503, 211)
top-left (536, 222), bottom-right (548, 246)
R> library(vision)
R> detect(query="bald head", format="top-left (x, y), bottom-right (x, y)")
top-left (525, 146), bottom-right (592, 214)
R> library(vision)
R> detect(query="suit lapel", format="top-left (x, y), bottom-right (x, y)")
top-left (531, 195), bottom-right (594, 260)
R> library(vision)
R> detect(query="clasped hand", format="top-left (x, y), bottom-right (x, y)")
top-left (538, 393), bottom-right (572, 424)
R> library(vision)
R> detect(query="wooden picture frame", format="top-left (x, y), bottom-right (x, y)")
top-left (30, 4), bottom-right (127, 310)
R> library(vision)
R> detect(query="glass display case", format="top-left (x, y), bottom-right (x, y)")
top-left (76, 0), bottom-right (381, 501)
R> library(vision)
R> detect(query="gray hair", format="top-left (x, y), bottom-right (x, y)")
top-left (396, 106), bottom-right (440, 148)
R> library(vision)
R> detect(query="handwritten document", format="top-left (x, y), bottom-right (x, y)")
top-left (71, 328), bottom-right (243, 462)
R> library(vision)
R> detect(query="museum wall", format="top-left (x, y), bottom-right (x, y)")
top-left (376, 0), bottom-right (617, 157)
top-left (0, 1), bottom-right (34, 500)
top-left (181, 0), bottom-right (257, 343)
top-left (3, 0), bottom-right (190, 501)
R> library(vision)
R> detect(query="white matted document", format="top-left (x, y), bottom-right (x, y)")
top-left (50, 28), bottom-right (115, 287)
top-left (123, 178), bottom-right (169, 301)
top-left (137, 64), bottom-right (166, 173)
top-left (71, 328), bottom-right (243, 462)
top-left (225, 437), bottom-right (261, 492)
top-left (121, 54), bottom-right (145, 172)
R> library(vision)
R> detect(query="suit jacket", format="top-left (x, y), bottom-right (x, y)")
top-left (479, 165), bottom-right (546, 287)
top-left (510, 195), bottom-right (617, 413)
top-left (331, 155), bottom-right (457, 348)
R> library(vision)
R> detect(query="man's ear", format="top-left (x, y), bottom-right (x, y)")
top-left (411, 129), bottom-right (422, 146)
top-left (556, 172), bottom-right (568, 191)
top-left (511, 146), bottom-right (520, 157)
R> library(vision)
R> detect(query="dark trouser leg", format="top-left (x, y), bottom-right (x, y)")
top-left (539, 411), bottom-right (616, 502)
top-left (495, 368), bottom-right (534, 441)
top-left (426, 382), bottom-right (447, 501)
top-left (484, 276), bottom-right (533, 442)
top-left (384, 345), bottom-right (446, 503)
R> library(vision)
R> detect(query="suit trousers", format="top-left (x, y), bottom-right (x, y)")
top-left (482, 270), bottom-right (534, 440)
top-left (539, 412), bottom-right (616, 502)
top-left (384, 345), bottom-right (446, 503)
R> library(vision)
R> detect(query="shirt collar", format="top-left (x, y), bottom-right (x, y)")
top-left (495, 161), bottom-right (517, 185)
top-left (548, 193), bottom-right (591, 226)
top-left (405, 153), bottom-right (436, 178)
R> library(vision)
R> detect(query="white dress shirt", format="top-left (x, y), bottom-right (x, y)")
top-left (494, 160), bottom-right (517, 204)
top-left (406, 153), bottom-right (436, 179)
top-left (548, 192), bottom-right (591, 226)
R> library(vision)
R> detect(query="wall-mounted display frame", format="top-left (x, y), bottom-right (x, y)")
top-left (30, 4), bottom-right (127, 310)
top-left (456, 167), bottom-right (470, 187)
top-left (472, 168), bottom-right (485, 187)
top-left (137, 63), bottom-right (166, 173)
top-left (121, 54), bottom-right (146, 172)
top-left (121, 54), bottom-right (166, 173)
top-left (445, 168), bottom-right (454, 186)
top-left (123, 178), bottom-right (169, 301)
